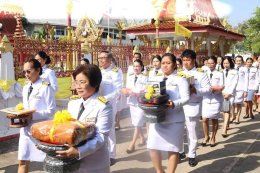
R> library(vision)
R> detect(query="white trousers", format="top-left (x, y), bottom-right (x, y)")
top-left (183, 116), bottom-right (200, 158)
top-left (108, 102), bottom-right (117, 159)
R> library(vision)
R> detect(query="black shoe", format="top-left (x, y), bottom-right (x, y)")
top-left (210, 143), bottom-right (217, 147)
top-left (110, 158), bottom-right (116, 166)
top-left (222, 133), bottom-right (228, 138)
top-left (189, 158), bottom-right (198, 167)
top-left (179, 152), bottom-right (186, 160)
top-left (243, 115), bottom-right (249, 119)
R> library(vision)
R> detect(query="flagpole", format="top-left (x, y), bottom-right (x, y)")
top-left (107, 0), bottom-right (111, 44)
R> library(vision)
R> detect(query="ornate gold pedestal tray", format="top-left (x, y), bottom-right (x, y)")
top-left (0, 107), bottom-right (36, 128)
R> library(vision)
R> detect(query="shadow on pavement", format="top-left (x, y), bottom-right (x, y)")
top-left (0, 162), bottom-right (43, 173)
top-left (112, 167), bottom-right (157, 173)
top-left (189, 116), bottom-right (260, 173)
top-left (0, 138), bottom-right (18, 155)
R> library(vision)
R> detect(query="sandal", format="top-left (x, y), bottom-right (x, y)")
top-left (201, 136), bottom-right (210, 147)
top-left (126, 146), bottom-right (135, 154)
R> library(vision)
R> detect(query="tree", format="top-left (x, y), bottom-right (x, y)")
top-left (21, 17), bottom-right (31, 29)
top-left (236, 7), bottom-right (260, 55)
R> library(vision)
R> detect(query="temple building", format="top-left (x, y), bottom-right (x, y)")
top-left (123, 0), bottom-right (245, 57)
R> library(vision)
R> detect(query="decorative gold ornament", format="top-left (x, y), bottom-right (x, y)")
top-left (166, 46), bottom-right (171, 53)
top-left (0, 3), bottom-right (24, 15)
top-left (0, 35), bottom-right (14, 53)
top-left (133, 46), bottom-right (141, 55)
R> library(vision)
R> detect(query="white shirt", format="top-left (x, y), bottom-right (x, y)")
top-left (22, 78), bottom-right (56, 122)
top-left (68, 93), bottom-right (113, 171)
top-left (99, 64), bottom-right (123, 103)
top-left (235, 66), bottom-right (249, 92)
top-left (182, 67), bottom-right (211, 117)
top-left (203, 69), bottom-right (224, 103)
top-left (126, 73), bottom-right (148, 106)
top-left (148, 68), bottom-right (163, 82)
top-left (41, 65), bottom-right (58, 92)
top-left (222, 69), bottom-right (238, 95)
top-left (247, 67), bottom-right (259, 90)
top-left (164, 71), bottom-right (190, 123)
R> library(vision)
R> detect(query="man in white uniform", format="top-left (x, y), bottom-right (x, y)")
top-left (180, 49), bottom-right (211, 167)
top-left (98, 50), bottom-right (123, 166)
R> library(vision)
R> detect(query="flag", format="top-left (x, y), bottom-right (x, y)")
top-left (107, 35), bottom-right (112, 43)
top-left (175, 21), bottom-right (192, 38)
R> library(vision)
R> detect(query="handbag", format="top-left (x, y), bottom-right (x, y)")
top-left (222, 99), bottom-right (230, 112)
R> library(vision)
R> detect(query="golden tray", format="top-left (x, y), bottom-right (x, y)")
top-left (0, 107), bottom-right (36, 128)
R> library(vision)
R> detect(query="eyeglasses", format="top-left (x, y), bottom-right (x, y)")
top-left (23, 69), bottom-right (33, 74)
top-left (98, 56), bottom-right (108, 60)
top-left (73, 80), bottom-right (89, 86)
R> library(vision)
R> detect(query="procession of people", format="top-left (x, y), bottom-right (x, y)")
top-left (16, 49), bottom-right (259, 173)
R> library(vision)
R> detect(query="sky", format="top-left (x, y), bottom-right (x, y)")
top-left (0, 0), bottom-right (259, 27)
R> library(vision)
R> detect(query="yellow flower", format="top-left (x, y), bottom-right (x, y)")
top-left (145, 86), bottom-right (155, 100)
top-left (15, 103), bottom-right (24, 111)
top-left (53, 110), bottom-right (75, 125)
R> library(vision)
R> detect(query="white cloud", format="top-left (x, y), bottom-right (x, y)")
top-left (212, 0), bottom-right (232, 18)
top-left (0, 0), bottom-right (156, 21)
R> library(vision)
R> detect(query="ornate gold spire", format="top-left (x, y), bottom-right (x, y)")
top-left (0, 35), bottom-right (14, 53)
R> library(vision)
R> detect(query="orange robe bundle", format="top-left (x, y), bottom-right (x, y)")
top-left (31, 110), bottom-right (95, 146)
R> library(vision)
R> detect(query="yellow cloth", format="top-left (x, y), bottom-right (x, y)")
top-left (0, 80), bottom-right (16, 92)
top-left (175, 21), bottom-right (192, 38)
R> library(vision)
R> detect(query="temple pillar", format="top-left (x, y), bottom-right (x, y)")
top-left (191, 37), bottom-right (195, 50)
top-left (220, 40), bottom-right (224, 56)
top-left (206, 38), bottom-right (211, 56)
top-left (155, 19), bottom-right (160, 48)
top-left (169, 40), bottom-right (173, 48)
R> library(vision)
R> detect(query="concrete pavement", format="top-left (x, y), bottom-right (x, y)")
top-left (0, 108), bottom-right (259, 173)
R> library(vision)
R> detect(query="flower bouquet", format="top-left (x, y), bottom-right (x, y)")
top-left (0, 103), bottom-right (35, 128)
top-left (138, 81), bottom-right (169, 123)
top-left (31, 110), bottom-right (95, 173)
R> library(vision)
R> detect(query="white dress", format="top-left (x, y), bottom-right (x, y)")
top-left (234, 66), bottom-right (248, 104)
top-left (19, 78), bottom-right (56, 161)
top-left (147, 71), bottom-right (190, 152)
top-left (41, 65), bottom-right (58, 92)
top-left (126, 73), bottom-right (147, 127)
top-left (202, 70), bottom-right (224, 119)
top-left (245, 67), bottom-right (259, 101)
top-left (222, 69), bottom-right (238, 105)
top-left (68, 93), bottom-right (113, 173)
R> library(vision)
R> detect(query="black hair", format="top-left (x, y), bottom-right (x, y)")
top-left (162, 53), bottom-right (177, 64)
top-left (72, 64), bottom-right (102, 92)
top-left (221, 56), bottom-right (235, 69)
top-left (134, 52), bottom-right (142, 59)
top-left (176, 58), bottom-right (182, 65)
top-left (133, 59), bottom-right (144, 72)
top-left (235, 55), bottom-right (244, 63)
top-left (208, 56), bottom-right (217, 64)
top-left (246, 57), bottom-right (253, 62)
top-left (26, 58), bottom-right (42, 75)
top-left (100, 50), bottom-right (113, 60)
top-left (81, 58), bottom-right (90, 64)
top-left (152, 55), bottom-right (162, 62)
top-left (36, 51), bottom-right (51, 65)
top-left (181, 49), bottom-right (196, 60)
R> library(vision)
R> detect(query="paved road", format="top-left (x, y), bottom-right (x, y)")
top-left (0, 108), bottom-right (259, 173)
